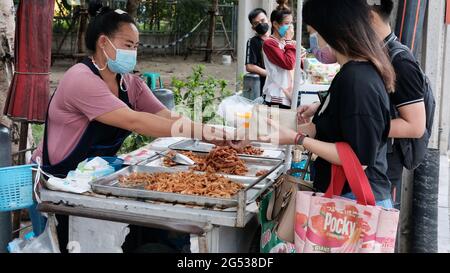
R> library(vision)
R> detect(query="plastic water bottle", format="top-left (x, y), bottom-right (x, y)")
top-left (291, 149), bottom-right (310, 180)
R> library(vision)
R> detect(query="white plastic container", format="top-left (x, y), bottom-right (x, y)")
top-left (222, 55), bottom-right (232, 65)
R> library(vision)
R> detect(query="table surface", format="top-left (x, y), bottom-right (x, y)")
top-left (38, 137), bottom-right (285, 230)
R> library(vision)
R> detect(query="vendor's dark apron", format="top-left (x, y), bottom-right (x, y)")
top-left (42, 58), bottom-right (132, 177)
top-left (41, 58), bottom-right (189, 253)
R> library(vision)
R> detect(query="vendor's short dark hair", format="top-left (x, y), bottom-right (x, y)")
top-left (371, 0), bottom-right (394, 22)
top-left (85, 0), bottom-right (136, 52)
top-left (248, 8), bottom-right (267, 24)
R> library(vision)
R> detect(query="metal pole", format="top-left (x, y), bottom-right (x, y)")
top-left (0, 125), bottom-right (12, 253)
top-left (283, 0), bottom-right (304, 171)
top-left (291, 0), bottom-right (303, 110)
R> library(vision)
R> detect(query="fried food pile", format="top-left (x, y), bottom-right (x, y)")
top-left (236, 145), bottom-right (264, 156)
top-left (193, 146), bottom-right (248, 175)
top-left (162, 147), bottom-right (249, 176)
top-left (118, 171), bottom-right (244, 198)
top-left (163, 151), bottom-right (204, 167)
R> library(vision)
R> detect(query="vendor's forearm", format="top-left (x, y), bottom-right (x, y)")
top-left (96, 107), bottom-right (200, 139)
top-left (134, 112), bottom-right (186, 138)
top-left (97, 107), bottom-right (234, 142)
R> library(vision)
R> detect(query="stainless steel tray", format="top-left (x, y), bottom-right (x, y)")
top-left (139, 150), bottom-right (283, 179)
top-left (90, 165), bottom-right (270, 208)
top-left (168, 139), bottom-right (286, 159)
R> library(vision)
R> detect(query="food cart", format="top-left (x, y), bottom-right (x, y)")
top-left (36, 137), bottom-right (286, 253)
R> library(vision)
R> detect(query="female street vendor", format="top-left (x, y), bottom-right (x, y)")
top-left (31, 2), bottom-right (237, 253)
top-left (264, 0), bottom-right (395, 208)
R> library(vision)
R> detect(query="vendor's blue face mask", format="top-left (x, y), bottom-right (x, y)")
top-left (278, 24), bottom-right (290, 37)
top-left (103, 37), bottom-right (137, 74)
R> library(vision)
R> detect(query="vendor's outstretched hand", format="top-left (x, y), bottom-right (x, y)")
top-left (228, 139), bottom-right (251, 152)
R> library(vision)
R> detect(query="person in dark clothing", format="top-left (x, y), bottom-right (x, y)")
top-left (245, 8), bottom-right (270, 95)
top-left (296, 0), bottom-right (426, 210)
top-left (264, 0), bottom-right (396, 208)
top-left (371, 0), bottom-right (426, 209)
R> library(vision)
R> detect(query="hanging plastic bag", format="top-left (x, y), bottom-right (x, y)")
top-left (7, 216), bottom-right (60, 253)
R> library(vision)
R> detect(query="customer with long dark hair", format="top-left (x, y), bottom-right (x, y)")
top-left (266, 0), bottom-right (396, 207)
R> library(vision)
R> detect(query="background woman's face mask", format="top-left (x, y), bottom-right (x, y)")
top-left (103, 37), bottom-right (137, 74)
top-left (278, 24), bottom-right (291, 38)
top-left (309, 32), bottom-right (337, 64)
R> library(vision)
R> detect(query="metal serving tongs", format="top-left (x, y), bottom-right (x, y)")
top-left (155, 151), bottom-right (196, 166)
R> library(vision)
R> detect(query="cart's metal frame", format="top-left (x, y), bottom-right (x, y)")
top-left (36, 138), bottom-right (285, 253)
top-left (38, 186), bottom-right (264, 253)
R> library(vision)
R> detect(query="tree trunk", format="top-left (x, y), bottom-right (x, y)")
top-left (75, 1), bottom-right (89, 63)
top-left (205, 0), bottom-right (219, 63)
top-left (0, 0), bottom-right (15, 128)
top-left (126, 0), bottom-right (140, 19)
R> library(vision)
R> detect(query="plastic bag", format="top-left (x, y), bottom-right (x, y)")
top-left (8, 216), bottom-right (60, 253)
top-left (34, 156), bottom-right (114, 196)
top-left (253, 96), bottom-right (266, 105)
top-left (217, 95), bottom-right (255, 128)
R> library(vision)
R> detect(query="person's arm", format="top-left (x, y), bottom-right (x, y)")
top-left (245, 38), bottom-right (267, 77)
top-left (96, 107), bottom-right (231, 142)
top-left (265, 123), bottom-right (362, 168)
top-left (303, 138), bottom-right (367, 169)
top-left (246, 64), bottom-right (267, 77)
top-left (389, 53), bottom-right (426, 139)
top-left (263, 39), bottom-right (296, 70)
top-left (155, 108), bottom-right (183, 121)
top-left (299, 122), bottom-right (316, 139)
top-left (389, 102), bottom-right (426, 138)
top-left (260, 120), bottom-right (343, 166)
top-left (298, 102), bottom-right (321, 124)
top-left (303, 138), bottom-right (341, 165)
top-left (96, 107), bottom-right (193, 138)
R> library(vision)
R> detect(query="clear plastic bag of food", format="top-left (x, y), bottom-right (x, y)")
top-left (217, 95), bottom-right (255, 131)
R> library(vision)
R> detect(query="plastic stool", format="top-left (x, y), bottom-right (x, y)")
top-left (142, 72), bottom-right (163, 90)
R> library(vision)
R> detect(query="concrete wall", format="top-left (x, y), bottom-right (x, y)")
top-left (424, 0), bottom-right (450, 153)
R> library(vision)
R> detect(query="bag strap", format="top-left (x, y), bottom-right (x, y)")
top-left (324, 143), bottom-right (376, 206)
top-left (325, 165), bottom-right (346, 196)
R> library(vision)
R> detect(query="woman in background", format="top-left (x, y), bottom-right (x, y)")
top-left (262, 0), bottom-right (296, 109)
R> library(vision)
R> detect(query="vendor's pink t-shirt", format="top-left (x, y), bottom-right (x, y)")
top-left (32, 63), bottom-right (166, 165)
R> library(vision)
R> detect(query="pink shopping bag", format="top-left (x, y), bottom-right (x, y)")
top-left (294, 142), bottom-right (399, 253)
